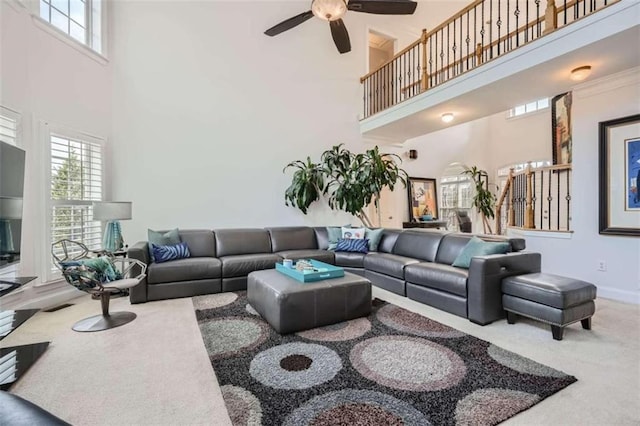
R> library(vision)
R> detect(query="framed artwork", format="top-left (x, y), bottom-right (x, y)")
top-left (599, 114), bottom-right (640, 236)
top-left (407, 177), bottom-right (438, 221)
top-left (552, 92), bottom-right (573, 165)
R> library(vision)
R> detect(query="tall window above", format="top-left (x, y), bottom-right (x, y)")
top-left (49, 133), bottom-right (103, 274)
top-left (39, 0), bottom-right (102, 53)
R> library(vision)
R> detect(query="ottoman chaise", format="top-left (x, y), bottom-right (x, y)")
top-left (247, 269), bottom-right (371, 334)
top-left (502, 273), bottom-right (597, 340)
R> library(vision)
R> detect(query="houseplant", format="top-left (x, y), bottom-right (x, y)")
top-left (463, 166), bottom-right (497, 234)
top-left (284, 144), bottom-right (407, 227)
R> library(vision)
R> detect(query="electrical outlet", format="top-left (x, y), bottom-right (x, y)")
top-left (597, 260), bottom-right (607, 272)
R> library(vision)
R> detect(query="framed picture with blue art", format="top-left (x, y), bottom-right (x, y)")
top-left (626, 138), bottom-right (640, 210)
top-left (599, 114), bottom-right (640, 236)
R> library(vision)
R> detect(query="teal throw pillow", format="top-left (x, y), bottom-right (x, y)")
top-left (326, 227), bottom-right (343, 251)
top-left (365, 228), bottom-right (384, 252)
top-left (452, 236), bottom-right (510, 269)
top-left (148, 228), bottom-right (181, 262)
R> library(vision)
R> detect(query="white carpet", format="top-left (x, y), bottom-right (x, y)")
top-left (2, 289), bottom-right (639, 425)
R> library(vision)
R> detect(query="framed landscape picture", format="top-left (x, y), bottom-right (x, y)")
top-left (407, 177), bottom-right (438, 222)
top-left (552, 92), bottom-right (573, 165)
top-left (599, 114), bottom-right (640, 236)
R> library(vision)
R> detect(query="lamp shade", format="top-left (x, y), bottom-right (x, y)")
top-left (0, 197), bottom-right (23, 220)
top-left (92, 201), bottom-right (132, 221)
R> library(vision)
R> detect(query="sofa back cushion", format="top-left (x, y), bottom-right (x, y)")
top-left (177, 229), bottom-right (216, 258)
top-left (313, 227), bottom-right (330, 250)
top-left (393, 230), bottom-right (446, 262)
top-left (215, 228), bottom-right (272, 257)
top-left (267, 227), bottom-right (317, 252)
top-left (435, 233), bottom-right (526, 265)
top-left (377, 229), bottom-right (402, 253)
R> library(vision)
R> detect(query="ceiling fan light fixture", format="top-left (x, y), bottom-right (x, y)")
top-left (312, 0), bottom-right (348, 21)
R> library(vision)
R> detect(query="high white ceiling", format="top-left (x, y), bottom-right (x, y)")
top-left (360, 1), bottom-right (640, 144)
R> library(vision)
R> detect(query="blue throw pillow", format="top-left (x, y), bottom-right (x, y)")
top-left (335, 238), bottom-right (369, 253)
top-left (452, 236), bottom-right (510, 269)
top-left (365, 228), bottom-right (384, 251)
top-left (151, 242), bottom-right (191, 263)
top-left (148, 228), bottom-right (181, 262)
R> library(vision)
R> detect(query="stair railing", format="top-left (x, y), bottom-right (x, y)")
top-left (360, 0), bottom-right (618, 119)
top-left (496, 162), bottom-right (572, 233)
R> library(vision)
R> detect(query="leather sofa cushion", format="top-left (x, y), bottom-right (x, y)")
top-left (147, 257), bottom-right (222, 284)
top-left (177, 229), bottom-right (216, 258)
top-left (377, 229), bottom-right (402, 253)
top-left (267, 227), bottom-right (317, 252)
top-left (363, 253), bottom-right (420, 279)
top-left (502, 273), bottom-right (597, 309)
top-left (404, 262), bottom-right (469, 297)
top-left (215, 228), bottom-right (272, 257)
top-left (393, 230), bottom-right (446, 262)
top-left (220, 253), bottom-right (281, 278)
top-left (0, 391), bottom-right (70, 426)
top-left (436, 234), bottom-right (526, 265)
top-left (313, 227), bottom-right (330, 250)
top-left (335, 251), bottom-right (365, 268)
top-left (277, 249), bottom-right (335, 264)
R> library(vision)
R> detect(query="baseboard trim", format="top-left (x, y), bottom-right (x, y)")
top-left (597, 286), bottom-right (640, 305)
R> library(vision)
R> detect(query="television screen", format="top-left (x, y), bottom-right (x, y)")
top-left (0, 142), bottom-right (25, 270)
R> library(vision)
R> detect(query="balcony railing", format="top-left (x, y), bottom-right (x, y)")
top-left (360, 0), bottom-right (619, 119)
top-left (496, 163), bottom-right (572, 234)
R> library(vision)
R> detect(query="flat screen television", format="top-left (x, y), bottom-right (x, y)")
top-left (0, 141), bottom-right (25, 271)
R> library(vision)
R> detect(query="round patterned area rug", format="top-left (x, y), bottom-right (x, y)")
top-left (193, 293), bottom-right (577, 426)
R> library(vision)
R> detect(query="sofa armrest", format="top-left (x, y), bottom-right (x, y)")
top-left (128, 241), bottom-right (149, 303)
top-left (467, 251), bottom-right (541, 325)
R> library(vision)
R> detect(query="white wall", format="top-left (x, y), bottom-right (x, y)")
top-left (513, 70), bottom-right (640, 304)
top-left (0, 1), bottom-right (112, 307)
top-left (108, 1), bottom-right (464, 243)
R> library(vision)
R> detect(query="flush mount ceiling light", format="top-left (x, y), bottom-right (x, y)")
top-left (570, 65), bottom-right (592, 81)
top-left (312, 0), bottom-right (348, 21)
top-left (441, 113), bottom-right (454, 123)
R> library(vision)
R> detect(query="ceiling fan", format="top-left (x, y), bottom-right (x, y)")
top-left (264, 0), bottom-right (418, 54)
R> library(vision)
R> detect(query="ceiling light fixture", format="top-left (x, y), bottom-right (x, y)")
top-left (570, 65), bottom-right (592, 81)
top-left (311, 0), bottom-right (348, 21)
top-left (441, 113), bottom-right (454, 123)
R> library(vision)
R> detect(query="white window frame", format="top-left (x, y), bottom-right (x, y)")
top-left (507, 98), bottom-right (550, 119)
top-left (44, 123), bottom-right (105, 281)
top-left (27, 0), bottom-right (107, 60)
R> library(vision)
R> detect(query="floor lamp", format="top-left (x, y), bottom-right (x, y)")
top-left (92, 202), bottom-right (132, 252)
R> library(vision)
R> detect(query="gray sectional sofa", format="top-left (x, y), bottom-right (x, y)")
top-left (129, 226), bottom-right (541, 325)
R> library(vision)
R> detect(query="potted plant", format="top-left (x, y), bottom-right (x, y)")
top-left (462, 166), bottom-right (497, 234)
top-left (284, 144), bottom-right (407, 227)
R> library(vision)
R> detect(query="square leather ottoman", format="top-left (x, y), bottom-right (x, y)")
top-left (502, 273), bottom-right (597, 340)
top-left (247, 269), bottom-right (371, 334)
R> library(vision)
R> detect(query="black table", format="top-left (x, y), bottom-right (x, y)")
top-left (0, 309), bottom-right (39, 341)
top-left (0, 342), bottom-right (50, 391)
top-left (402, 220), bottom-right (449, 229)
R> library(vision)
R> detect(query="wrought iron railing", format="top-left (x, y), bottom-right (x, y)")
top-left (496, 163), bottom-right (572, 233)
top-left (360, 0), bottom-right (618, 119)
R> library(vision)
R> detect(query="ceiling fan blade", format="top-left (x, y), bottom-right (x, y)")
top-left (329, 19), bottom-right (351, 54)
top-left (264, 11), bottom-right (314, 36)
top-left (348, 0), bottom-right (417, 15)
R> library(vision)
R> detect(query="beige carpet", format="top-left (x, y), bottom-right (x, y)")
top-left (2, 289), bottom-right (639, 425)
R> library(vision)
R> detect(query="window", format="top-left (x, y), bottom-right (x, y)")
top-left (38, 0), bottom-right (102, 53)
top-left (0, 107), bottom-right (21, 147)
top-left (49, 132), bottom-right (103, 274)
top-left (508, 98), bottom-right (549, 118)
